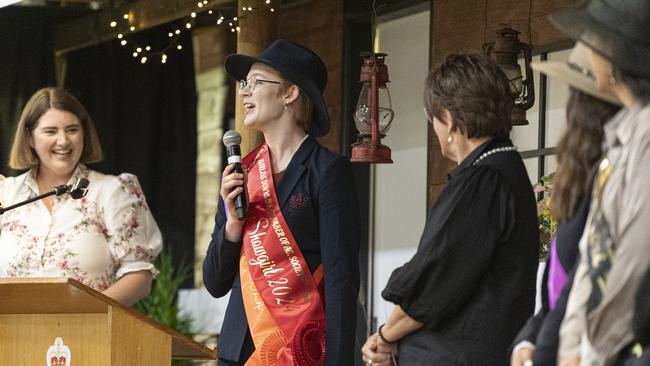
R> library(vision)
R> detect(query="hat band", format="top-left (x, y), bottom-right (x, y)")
top-left (588, 0), bottom-right (650, 46)
top-left (567, 62), bottom-right (595, 80)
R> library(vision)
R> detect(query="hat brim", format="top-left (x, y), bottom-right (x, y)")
top-left (531, 60), bottom-right (621, 106)
top-left (225, 53), bottom-right (330, 137)
top-left (551, 7), bottom-right (650, 78)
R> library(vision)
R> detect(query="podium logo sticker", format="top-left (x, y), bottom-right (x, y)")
top-left (46, 337), bottom-right (71, 366)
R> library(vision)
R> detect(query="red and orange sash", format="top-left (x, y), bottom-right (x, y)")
top-left (240, 144), bottom-right (326, 366)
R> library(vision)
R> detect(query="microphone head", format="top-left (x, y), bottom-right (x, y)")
top-left (69, 178), bottom-right (89, 199)
top-left (223, 130), bottom-right (242, 148)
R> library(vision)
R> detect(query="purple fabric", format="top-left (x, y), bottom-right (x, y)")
top-left (547, 236), bottom-right (568, 309)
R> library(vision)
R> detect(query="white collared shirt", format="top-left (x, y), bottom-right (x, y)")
top-left (0, 164), bottom-right (162, 291)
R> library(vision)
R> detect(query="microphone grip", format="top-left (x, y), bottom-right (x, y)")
top-left (231, 162), bottom-right (247, 220)
top-left (227, 144), bottom-right (247, 220)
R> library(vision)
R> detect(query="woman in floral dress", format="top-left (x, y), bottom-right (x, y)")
top-left (0, 87), bottom-right (161, 306)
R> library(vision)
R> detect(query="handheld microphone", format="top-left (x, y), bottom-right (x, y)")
top-left (0, 177), bottom-right (90, 215)
top-left (222, 130), bottom-right (247, 220)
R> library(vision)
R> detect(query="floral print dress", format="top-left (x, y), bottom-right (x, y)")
top-left (0, 164), bottom-right (162, 291)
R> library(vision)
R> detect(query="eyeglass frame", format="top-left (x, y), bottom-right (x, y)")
top-left (238, 78), bottom-right (283, 93)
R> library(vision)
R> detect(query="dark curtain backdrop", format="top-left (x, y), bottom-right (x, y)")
top-left (64, 24), bottom-right (197, 286)
top-left (0, 7), bottom-right (64, 175)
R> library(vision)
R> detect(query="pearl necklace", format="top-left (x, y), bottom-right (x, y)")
top-left (472, 146), bottom-right (518, 166)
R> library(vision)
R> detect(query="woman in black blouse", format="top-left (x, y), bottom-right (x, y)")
top-left (361, 53), bottom-right (539, 365)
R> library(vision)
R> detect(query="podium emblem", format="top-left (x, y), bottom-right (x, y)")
top-left (46, 337), bottom-right (71, 366)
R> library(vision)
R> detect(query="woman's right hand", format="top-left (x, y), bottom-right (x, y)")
top-left (221, 163), bottom-right (246, 242)
top-left (511, 346), bottom-right (534, 366)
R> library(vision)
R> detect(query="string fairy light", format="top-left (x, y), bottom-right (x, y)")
top-left (108, 1), bottom-right (275, 65)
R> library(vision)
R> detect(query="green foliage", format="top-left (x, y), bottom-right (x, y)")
top-left (133, 248), bottom-right (195, 366)
top-left (533, 173), bottom-right (557, 261)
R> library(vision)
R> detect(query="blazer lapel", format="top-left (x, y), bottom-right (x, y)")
top-left (275, 136), bottom-right (317, 210)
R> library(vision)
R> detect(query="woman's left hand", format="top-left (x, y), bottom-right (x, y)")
top-left (362, 333), bottom-right (396, 365)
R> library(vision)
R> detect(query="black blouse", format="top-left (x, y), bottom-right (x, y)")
top-left (382, 138), bottom-right (539, 364)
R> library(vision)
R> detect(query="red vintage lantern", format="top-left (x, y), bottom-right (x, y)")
top-left (351, 52), bottom-right (394, 163)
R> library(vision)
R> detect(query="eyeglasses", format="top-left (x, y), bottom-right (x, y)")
top-left (239, 78), bottom-right (282, 93)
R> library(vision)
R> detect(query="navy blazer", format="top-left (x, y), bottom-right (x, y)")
top-left (203, 136), bottom-right (361, 365)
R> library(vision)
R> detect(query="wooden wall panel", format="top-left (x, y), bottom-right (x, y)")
top-left (427, 0), bottom-right (579, 206)
top-left (277, 0), bottom-right (344, 153)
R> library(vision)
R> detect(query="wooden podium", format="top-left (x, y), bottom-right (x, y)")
top-left (0, 277), bottom-right (217, 365)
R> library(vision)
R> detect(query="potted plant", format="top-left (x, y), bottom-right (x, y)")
top-left (533, 173), bottom-right (557, 261)
top-left (133, 248), bottom-right (195, 366)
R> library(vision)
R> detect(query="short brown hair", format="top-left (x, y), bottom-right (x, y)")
top-left (279, 77), bottom-right (313, 133)
top-left (424, 53), bottom-right (513, 138)
top-left (9, 87), bottom-right (103, 170)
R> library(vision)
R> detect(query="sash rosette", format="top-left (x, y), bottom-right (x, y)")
top-left (239, 144), bottom-right (326, 366)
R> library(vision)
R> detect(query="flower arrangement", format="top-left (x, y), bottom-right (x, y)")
top-left (533, 173), bottom-right (557, 261)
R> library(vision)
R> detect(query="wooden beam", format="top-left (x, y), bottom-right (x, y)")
top-left (54, 0), bottom-right (233, 56)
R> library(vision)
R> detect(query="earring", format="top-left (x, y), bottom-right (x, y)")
top-left (447, 135), bottom-right (453, 143)
top-left (283, 101), bottom-right (287, 110)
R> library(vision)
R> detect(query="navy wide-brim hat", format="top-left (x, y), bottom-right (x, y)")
top-left (550, 0), bottom-right (650, 78)
top-left (225, 39), bottom-right (330, 137)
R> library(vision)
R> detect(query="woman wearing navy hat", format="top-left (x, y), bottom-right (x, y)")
top-left (550, 1), bottom-right (650, 365)
top-left (203, 39), bottom-right (361, 366)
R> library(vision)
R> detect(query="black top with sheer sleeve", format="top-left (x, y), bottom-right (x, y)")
top-left (381, 137), bottom-right (539, 365)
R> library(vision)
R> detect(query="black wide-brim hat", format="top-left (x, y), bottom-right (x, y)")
top-left (550, 0), bottom-right (650, 78)
top-left (224, 39), bottom-right (330, 137)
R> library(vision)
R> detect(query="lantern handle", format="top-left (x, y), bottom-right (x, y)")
top-left (519, 41), bottom-right (535, 109)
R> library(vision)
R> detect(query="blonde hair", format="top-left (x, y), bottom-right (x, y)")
top-left (9, 87), bottom-right (103, 170)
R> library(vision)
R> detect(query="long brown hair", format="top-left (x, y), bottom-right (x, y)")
top-left (551, 88), bottom-right (620, 222)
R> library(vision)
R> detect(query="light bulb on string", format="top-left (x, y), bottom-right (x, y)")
top-left (123, 14), bottom-right (129, 20)
top-left (130, 26), bottom-right (136, 32)
top-left (120, 40), bottom-right (127, 46)
top-left (117, 33), bottom-right (123, 39)
top-left (140, 56), bottom-right (147, 64)
top-left (109, 21), bottom-right (117, 28)
top-left (161, 54), bottom-right (168, 64)
top-left (177, 44), bottom-right (183, 50)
